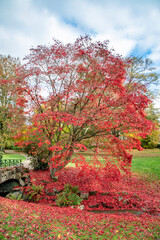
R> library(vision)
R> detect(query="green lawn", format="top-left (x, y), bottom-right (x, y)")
top-left (0, 149), bottom-right (160, 239)
top-left (68, 149), bottom-right (160, 179)
top-left (2, 153), bottom-right (26, 161)
top-left (131, 149), bottom-right (160, 179)
top-left (132, 156), bottom-right (160, 178)
top-left (1, 149), bottom-right (160, 178)
top-left (1, 153), bottom-right (26, 168)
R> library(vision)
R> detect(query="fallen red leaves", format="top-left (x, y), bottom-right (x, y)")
top-left (1, 166), bottom-right (160, 239)
top-left (25, 167), bottom-right (160, 214)
top-left (0, 194), bottom-right (160, 239)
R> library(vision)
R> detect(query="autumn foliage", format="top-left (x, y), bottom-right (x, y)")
top-left (15, 36), bottom-right (153, 178)
top-left (0, 55), bottom-right (26, 150)
top-left (1, 194), bottom-right (159, 239)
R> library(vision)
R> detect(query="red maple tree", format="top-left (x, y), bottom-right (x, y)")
top-left (15, 36), bottom-right (153, 178)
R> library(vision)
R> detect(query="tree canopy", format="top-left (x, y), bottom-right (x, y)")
top-left (15, 36), bottom-right (153, 178)
top-left (0, 55), bottom-right (26, 151)
top-left (125, 56), bottom-right (159, 86)
top-left (141, 104), bottom-right (160, 148)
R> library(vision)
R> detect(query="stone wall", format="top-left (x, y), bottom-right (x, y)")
top-left (0, 166), bottom-right (30, 197)
top-left (0, 166), bottom-right (24, 184)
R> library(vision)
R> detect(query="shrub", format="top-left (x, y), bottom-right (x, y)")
top-left (25, 184), bottom-right (44, 202)
top-left (29, 155), bottom-right (49, 170)
top-left (156, 143), bottom-right (160, 149)
top-left (141, 135), bottom-right (157, 149)
top-left (56, 184), bottom-right (82, 207)
top-left (5, 144), bottom-right (23, 152)
top-left (23, 142), bottom-right (49, 170)
top-left (0, 151), bottom-right (3, 160)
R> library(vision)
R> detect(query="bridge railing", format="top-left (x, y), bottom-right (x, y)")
top-left (0, 159), bottom-right (23, 168)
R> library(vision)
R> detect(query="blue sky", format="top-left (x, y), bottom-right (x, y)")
top-left (0, 0), bottom-right (160, 106)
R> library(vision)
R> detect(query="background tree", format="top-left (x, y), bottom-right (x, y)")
top-left (0, 55), bottom-right (26, 152)
top-left (141, 104), bottom-right (160, 148)
top-left (16, 36), bottom-right (153, 179)
top-left (125, 56), bottom-right (159, 88)
top-left (125, 56), bottom-right (160, 149)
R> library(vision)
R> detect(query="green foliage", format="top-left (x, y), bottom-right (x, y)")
top-left (0, 151), bottom-right (3, 160)
top-left (23, 142), bottom-right (49, 170)
top-left (5, 144), bottom-right (23, 151)
top-left (141, 135), bottom-right (157, 149)
top-left (157, 143), bottom-right (160, 149)
top-left (0, 55), bottom-right (25, 150)
top-left (30, 154), bottom-right (49, 171)
top-left (26, 184), bottom-right (44, 202)
top-left (7, 193), bottom-right (23, 201)
top-left (126, 56), bottom-right (159, 87)
top-left (146, 104), bottom-right (160, 122)
top-left (64, 183), bottom-right (79, 194)
top-left (141, 104), bottom-right (160, 149)
top-left (56, 184), bottom-right (82, 207)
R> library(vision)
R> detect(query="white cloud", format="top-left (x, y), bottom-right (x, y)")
top-left (0, 0), bottom-right (159, 108)
top-left (46, 0), bottom-right (160, 62)
top-left (1, 0), bottom-right (160, 60)
top-left (0, 26), bottom-right (36, 57)
top-left (93, 33), bottom-right (136, 56)
top-left (0, 0), bottom-right (81, 59)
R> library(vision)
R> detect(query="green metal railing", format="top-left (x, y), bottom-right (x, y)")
top-left (0, 159), bottom-right (22, 168)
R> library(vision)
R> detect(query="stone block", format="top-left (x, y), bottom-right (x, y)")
top-left (80, 192), bottom-right (89, 200)
top-left (19, 178), bottom-right (25, 187)
top-left (6, 190), bottom-right (23, 200)
top-left (78, 205), bottom-right (85, 210)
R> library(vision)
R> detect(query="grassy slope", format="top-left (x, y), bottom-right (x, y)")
top-left (0, 149), bottom-right (160, 239)
top-left (0, 197), bottom-right (159, 240)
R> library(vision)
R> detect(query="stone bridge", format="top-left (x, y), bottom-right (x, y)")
top-left (0, 166), bottom-right (30, 196)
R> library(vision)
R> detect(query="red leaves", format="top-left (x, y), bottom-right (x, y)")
top-left (75, 143), bottom-right (87, 151)
top-left (1, 194), bottom-right (160, 239)
top-left (14, 36), bottom-right (154, 178)
top-left (20, 166), bottom-right (160, 216)
top-left (49, 146), bottom-right (63, 152)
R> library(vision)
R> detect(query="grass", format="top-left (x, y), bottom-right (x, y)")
top-left (0, 198), bottom-right (160, 239)
top-left (1, 149), bottom-right (160, 178)
top-left (131, 148), bottom-right (160, 157)
top-left (0, 149), bottom-right (160, 239)
top-left (131, 149), bottom-right (160, 179)
top-left (132, 156), bottom-right (160, 178)
top-left (68, 149), bottom-right (160, 179)
top-left (2, 153), bottom-right (26, 161)
top-left (0, 153), bottom-right (26, 168)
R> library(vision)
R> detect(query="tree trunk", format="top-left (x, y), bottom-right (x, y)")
top-left (49, 147), bottom-right (74, 180)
